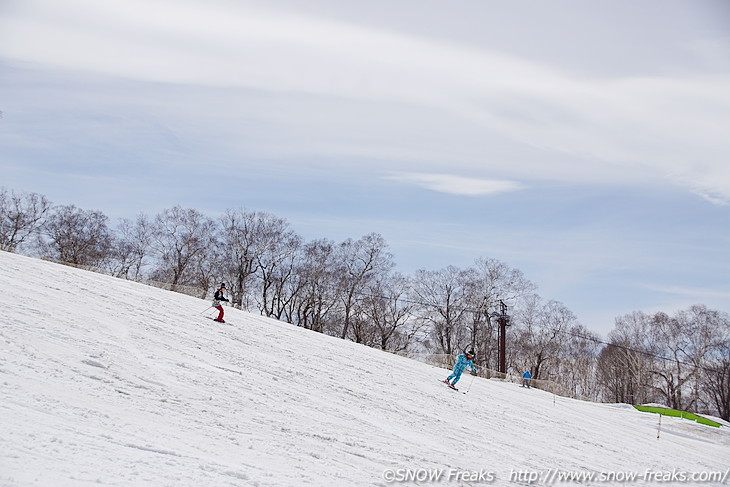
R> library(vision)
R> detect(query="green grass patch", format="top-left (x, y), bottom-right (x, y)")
top-left (633, 405), bottom-right (721, 428)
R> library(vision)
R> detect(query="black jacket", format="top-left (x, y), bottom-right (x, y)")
top-left (214, 289), bottom-right (229, 303)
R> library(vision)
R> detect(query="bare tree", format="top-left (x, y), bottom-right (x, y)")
top-left (466, 258), bottom-right (537, 370)
top-left (651, 305), bottom-right (726, 411)
top-left (41, 204), bottom-right (113, 267)
top-left (410, 265), bottom-right (473, 355)
top-left (335, 233), bottom-right (394, 340)
top-left (187, 240), bottom-right (220, 300)
top-left (361, 272), bottom-right (417, 351)
top-left (598, 311), bottom-right (656, 405)
top-left (0, 188), bottom-right (51, 252)
top-left (696, 307), bottom-right (730, 420)
top-left (704, 337), bottom-right (730, 421)
top-left (256, 222), bottom-right (302, 319)
top-left (150, 206), bottom-right (214, 291)
top-left (597, 345), bottom-right (633, 403)
top-left (287, 238), bottom-right (339, 332)
top-left (218, 209), bottom-right (271, 308)
top-left (110, 213), bottom-right (154, 279)
top-left (599, 305), bottom-right (729, 415)
top-left (553, 323), bottom-right (601, 399)
top-left (514, 296), bottom-right (577, 380)
top-left (647, 309), bottom-right (715, 411)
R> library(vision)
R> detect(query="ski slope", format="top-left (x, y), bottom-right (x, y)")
top-left (1, 250), bottom-right (728, 486)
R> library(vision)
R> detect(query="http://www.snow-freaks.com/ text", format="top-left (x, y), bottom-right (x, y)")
top-left (382, 467), bottom-right (729, 484)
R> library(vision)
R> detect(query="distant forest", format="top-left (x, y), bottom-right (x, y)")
top-left (2, 186), bottom-right (728, 420)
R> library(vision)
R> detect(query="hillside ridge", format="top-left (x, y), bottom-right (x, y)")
top-left (1, 250), bottom-right (728, 486)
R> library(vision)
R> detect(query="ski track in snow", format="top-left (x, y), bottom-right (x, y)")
top-left (1, 251), bottom-right (729, 486)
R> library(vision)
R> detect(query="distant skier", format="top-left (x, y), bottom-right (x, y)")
top-left (212, 283), bottom-right (229, 323)
top-left (521, 370), bottom-right (532, 388)
top-left (443, 350), bottom-right (478, 389)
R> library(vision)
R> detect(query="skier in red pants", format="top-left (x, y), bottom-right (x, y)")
top-left (213, 283), bottom-right (229, 323)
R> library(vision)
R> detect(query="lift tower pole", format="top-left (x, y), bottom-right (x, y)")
top-left (496, 300), bottom-right (511, 374)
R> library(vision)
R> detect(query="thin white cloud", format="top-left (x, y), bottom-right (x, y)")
top-left (628, 284), bottom-right (730, 325)
top-left (2, 0), bottom-right (730, 202)
top-left (639, 284), bottom-right (730, 300)
top-left (385, 172), bottom-right (525, 196)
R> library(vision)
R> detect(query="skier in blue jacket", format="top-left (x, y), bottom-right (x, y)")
top-left (443, 350), bottom-right (478, 389)
top-left (521, 370), bottom-right (532, 388)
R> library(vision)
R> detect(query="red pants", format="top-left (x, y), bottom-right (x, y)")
top-left (214, 305), bottom-right (225, 322)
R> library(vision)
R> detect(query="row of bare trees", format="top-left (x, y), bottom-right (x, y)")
top-left (598, 306), bottom-right (730, 420)
top-left (2, 187), bottom-right (728, 419)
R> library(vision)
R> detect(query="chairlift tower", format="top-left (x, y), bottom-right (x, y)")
top-left (492, 300), bottom-right (511, 374)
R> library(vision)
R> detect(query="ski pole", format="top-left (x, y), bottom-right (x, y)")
top-left (200, 305), bottom-right (214, 314)
top-left (465, 373), bottom-right (476, 393)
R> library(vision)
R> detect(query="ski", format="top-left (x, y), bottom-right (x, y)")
top-left (438, 379), bottom-right (464, 393)
top-left (205, 316), bottom-right (232, 325)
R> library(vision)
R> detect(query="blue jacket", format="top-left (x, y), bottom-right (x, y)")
top-left (453, 354), bottom-right (478, 374)
top-left (523, 371), bottom-right (532, 379)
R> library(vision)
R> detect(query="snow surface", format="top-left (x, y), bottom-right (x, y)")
top-left (1, 250), bottom-right (729, 487)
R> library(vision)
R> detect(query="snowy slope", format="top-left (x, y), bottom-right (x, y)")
top-left (1, 250), bottom-right (728, 487)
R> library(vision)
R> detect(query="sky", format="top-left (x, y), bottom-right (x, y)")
top-left (2, 250), bottom-right (729, 486)
top-left (1, 0), bottom-right (729, 335)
